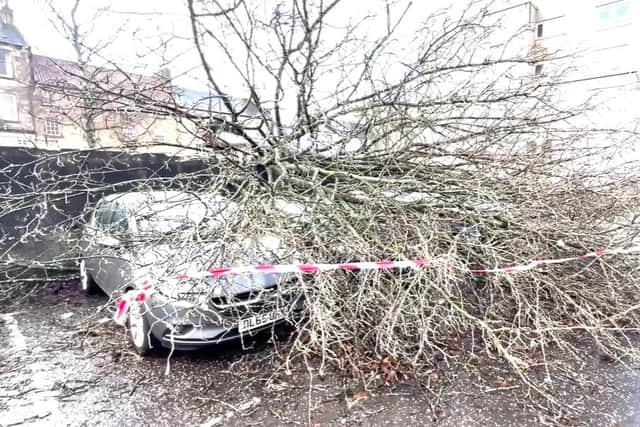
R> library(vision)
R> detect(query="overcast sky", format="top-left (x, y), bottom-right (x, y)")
top-left (12, 0), bottom-right (202, 86)
top-left (11, 0), bottom-right (626, 101)
top-left (13, 0), bottom-right (183, 58)
top-left (10, 0), bottom-right (459, 94)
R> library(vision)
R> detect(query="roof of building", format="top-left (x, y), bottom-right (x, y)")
top-left (31, 55), bottom-right (259, 118)
top-left (32, 54), bottom-right (163, 89)
top-left (0, 21), bottom-right (25, 47)
top-left (32, 54), bottom-right (172, 112)
top-left (0, 3), bottom-right (26, 47)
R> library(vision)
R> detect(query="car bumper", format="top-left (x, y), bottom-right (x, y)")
top-left (144, 295), bottom-right (303, 351)
top-left (155, 319), bottom-right (290, 351)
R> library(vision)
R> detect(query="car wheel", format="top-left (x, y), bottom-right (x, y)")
top-left (127, 300), bottom-right (158, 355)
top-left (79, 260), bottom-right (100, 295)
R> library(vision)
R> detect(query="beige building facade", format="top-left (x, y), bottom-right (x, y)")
top-left (495, 1), bottom-right (640, 124)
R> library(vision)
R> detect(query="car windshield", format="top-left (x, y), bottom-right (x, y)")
top-left (132, 196), bottom-right (234, 235)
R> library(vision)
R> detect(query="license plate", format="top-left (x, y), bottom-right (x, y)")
top-left (238, 311), bottom-right (283, 333)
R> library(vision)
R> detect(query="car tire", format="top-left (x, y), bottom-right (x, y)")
top-left (127, 300), bottom-right (159, 356)
top-left (79, 260), bottom-right (100, 295)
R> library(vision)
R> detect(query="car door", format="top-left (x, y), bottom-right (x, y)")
top-left (99, 202), bottom-right (136, 295)
top-left (91, 201), bottom-right (117, 292)
top-left (84, 201), bottom-right (108, 291)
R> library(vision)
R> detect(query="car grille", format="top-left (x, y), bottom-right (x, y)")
top-left (209, 288), bottom-right (269, 306)
top-left (209, 285), bottom-right (301, 320)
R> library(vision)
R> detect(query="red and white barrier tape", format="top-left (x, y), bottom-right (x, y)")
top-left (114, 281), bottom-right (152, 325)
top-left (113, 246), bottom-right (640, 324)
top-left (175, 246), bottom-right (640, 279)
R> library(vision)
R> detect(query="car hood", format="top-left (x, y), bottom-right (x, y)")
top-left (132, 235), bottom-right (290, 295)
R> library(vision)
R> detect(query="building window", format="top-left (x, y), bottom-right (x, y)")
top-left (0, 49), bottom-right (12, 78)
top-left (122, 127), bottom-right (135, 141)
top-left (152, 134), bottom-right (165, 143)
top-left (120, 113), bottom-right (132, 124)
top-left (534, 64), bottom-right (544, 76)
top-left (41, 90), bottom-right (55, 106)
top-left (615, 1), bottom-right (630, 18)
top-left (119, 110), bottom-right (136, 126)
top-left (536, 23), bottom-right (543, 38)
top-left (598, 1), bottom-right (631, 25)
top-left (45, 119), bottom-right (60, 136)
top-left (0, 93), bottom-right (17, 121)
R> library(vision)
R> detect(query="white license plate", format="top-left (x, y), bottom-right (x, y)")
top-left (238, 311), bottom-right (283, 333)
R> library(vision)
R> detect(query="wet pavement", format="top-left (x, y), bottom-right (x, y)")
top-left (2, 282), bottom-right (640, 426)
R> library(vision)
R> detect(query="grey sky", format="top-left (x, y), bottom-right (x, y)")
top-left (9, 0), bottom-right (502, 98)
top-left (13, 0), bottom-right (202, 87)
top-left (10, 0), bottom-right (458, 89)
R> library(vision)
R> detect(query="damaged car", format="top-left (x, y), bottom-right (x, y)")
top-left (79, 191), bottom-right (303, 354)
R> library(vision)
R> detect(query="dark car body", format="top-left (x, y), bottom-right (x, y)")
top-left (80, 191), bottom-right (302, 352)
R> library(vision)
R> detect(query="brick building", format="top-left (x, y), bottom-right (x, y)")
top-left (0, 2), bottom-right (257, 155)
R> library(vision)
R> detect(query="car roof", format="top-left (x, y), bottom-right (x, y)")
top-left (99, 191), bottom-right (227, 208)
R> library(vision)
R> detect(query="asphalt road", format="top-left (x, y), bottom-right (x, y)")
top-left (2, 282), bottom-right (640, 426)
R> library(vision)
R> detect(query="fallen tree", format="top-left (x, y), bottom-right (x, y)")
top-left (177, 0), bottom-right (640, 385)
top-left (7, 0), bottom-right (640, 417)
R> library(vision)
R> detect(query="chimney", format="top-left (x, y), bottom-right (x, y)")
top-left (0, 2), bottom-right (13, 26)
